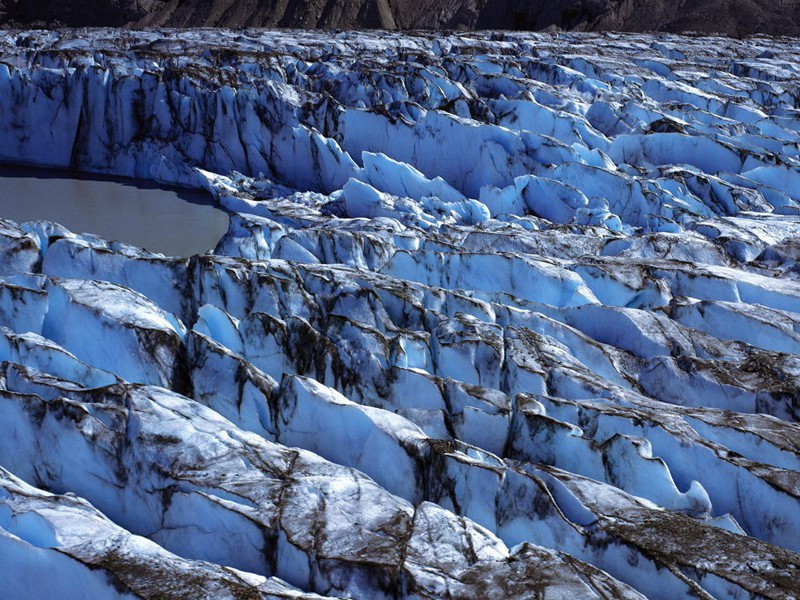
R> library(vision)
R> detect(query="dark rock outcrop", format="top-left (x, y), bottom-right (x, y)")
top-left (1, 0), bottom-right (800, 35)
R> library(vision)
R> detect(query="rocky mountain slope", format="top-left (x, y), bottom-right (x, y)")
top-left (1, 28), bottom-right (800, 598)
top-left (1, 0), bottom-right (800, 35)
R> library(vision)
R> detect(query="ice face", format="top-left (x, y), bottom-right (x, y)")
top-left (0, 28), bottom-right (799, 599)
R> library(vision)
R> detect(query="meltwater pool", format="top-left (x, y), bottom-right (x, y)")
top-left (0, 166), bottom-right (230, 257)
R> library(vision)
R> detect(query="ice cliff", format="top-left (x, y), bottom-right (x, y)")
top-left (0, 28), bottom-right (800, 599)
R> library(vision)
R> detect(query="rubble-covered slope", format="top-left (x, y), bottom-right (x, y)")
top-left (2, 0), bottom-right (800, 35)
top-left (1, 29), bottom-right (800, 598)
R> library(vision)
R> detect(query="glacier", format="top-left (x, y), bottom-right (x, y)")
top-left (0, 27), bottom-right (799, 599)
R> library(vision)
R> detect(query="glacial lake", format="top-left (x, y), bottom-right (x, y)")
top-left (0, 166), bottom-right (230, 257)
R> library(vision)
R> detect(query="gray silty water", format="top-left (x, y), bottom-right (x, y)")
top-left (0, 166), bottom-right (230, 257)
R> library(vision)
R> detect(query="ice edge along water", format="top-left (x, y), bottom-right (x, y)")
top-left (0, 28), bottom-right (799, 600)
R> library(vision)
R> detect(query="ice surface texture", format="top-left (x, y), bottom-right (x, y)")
top-left (0, 29), bottom-right (800, 599)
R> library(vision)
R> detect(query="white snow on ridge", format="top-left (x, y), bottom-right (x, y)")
top-left (0, 28), bottom-right (799, 599)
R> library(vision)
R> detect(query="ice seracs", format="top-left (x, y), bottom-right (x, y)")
top-left (0, 28), bottom-right (800, 599)
top-left (0, 468), bottom-right (328, 599)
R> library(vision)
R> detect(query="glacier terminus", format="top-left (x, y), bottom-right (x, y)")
top-left (0, 27), bottom-right (799, 599)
